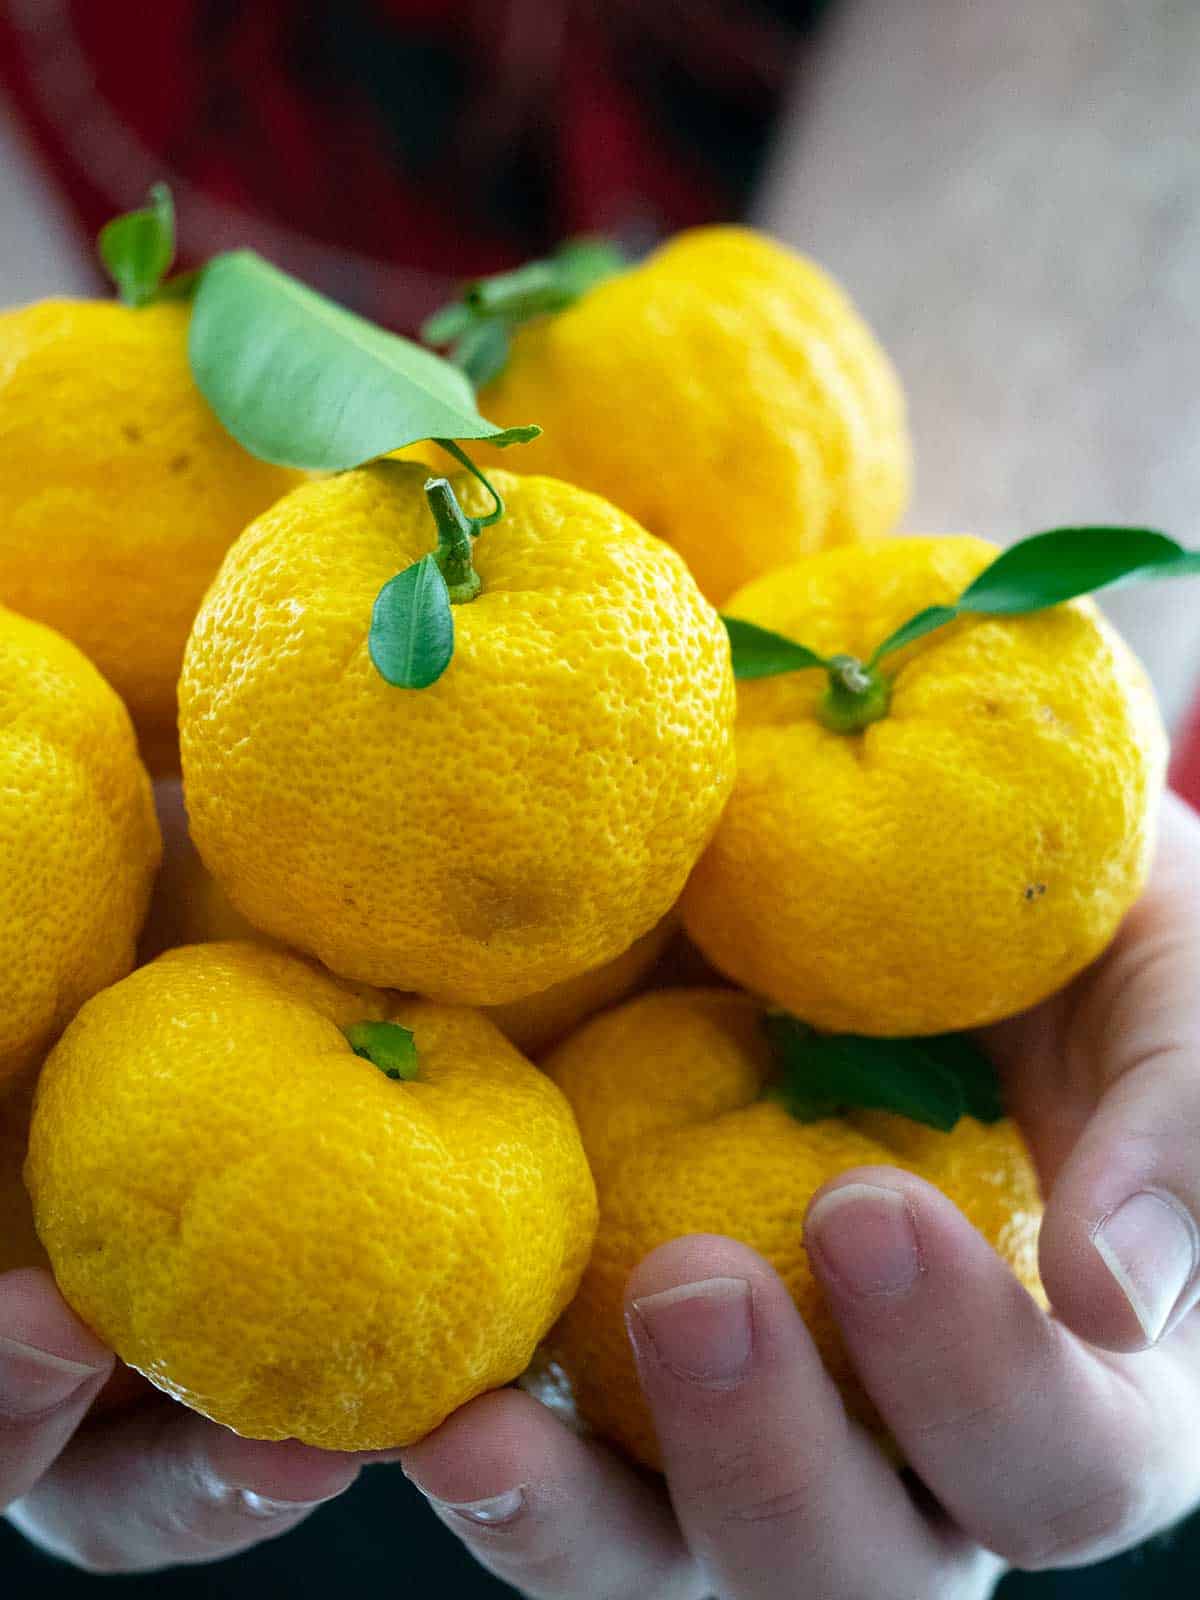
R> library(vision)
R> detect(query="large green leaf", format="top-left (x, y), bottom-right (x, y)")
top-left (189, 250), bottom-right (538, 471)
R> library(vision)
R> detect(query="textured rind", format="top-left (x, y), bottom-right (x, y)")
top-left (0, 606), bottom-right (160, 1087)
top-left (140, 781), bottom-right (672, 1055)
top-left (484, 914), bottom-right (677, 1057)
top-left (26, 942), bottom-right (599, 1450)
top-left (543, 988), bottom-right (1044, 1470)
top-left (0, 299), bottom-right (301, 767)
top-left (681, 536), bottom-right (1168, 1036)
top-left (179, 463), bottom-right (736, 1002)
top-left (470, 226), bottom-right (911, 603)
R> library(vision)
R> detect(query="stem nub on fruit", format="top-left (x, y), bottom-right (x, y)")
top-left (817, 655), bottom-right (892, 734)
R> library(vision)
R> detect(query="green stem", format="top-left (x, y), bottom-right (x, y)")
top-left (425, 478), bottom-right (482, 603)
top-left (434, 439), bottom-right (505, 527)
top-left (466, 261), bottom-right (568, 321)
top-left (817, 655), bottom-right (891, 734)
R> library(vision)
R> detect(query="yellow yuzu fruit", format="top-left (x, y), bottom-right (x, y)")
top-left (543, 988), bottom-right (1043, 1469)
top-left (0, 299), bottom-right (301, 768)
top-left (681, 536), bottom-right (1167, 1035)
top-left (26, 942), bottom-right (597, 1450)
top-left (467, 226), bottom-right (910, 602)
top-left (0, 605), bottom-right (159, 1088)
top-left (180, 463), bottom-right (735, 1003)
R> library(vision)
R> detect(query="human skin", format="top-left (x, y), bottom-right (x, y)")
top-left (395, 794), bottom-right (1200, 1597)
top-left (4, 793), bottom-right (1198, 1585)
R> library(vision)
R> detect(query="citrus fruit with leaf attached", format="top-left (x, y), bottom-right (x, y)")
top-left (0, 1075), bottom-right (47, 1274)
top-left (180, 461), bottom-right (735, 1003)
top-left (431, 227), bottom-right (911, 603)
top-left (25, 941), bottom-right (598, 1449)
top-left (681, 534), bottom-right (1168, 1036)
top-left (542, 987), bottom-right (1043, 1470)
top-left (0, 299), bottom-right (301, 768)
top-left (0, 605), bottom-right (159, 1089)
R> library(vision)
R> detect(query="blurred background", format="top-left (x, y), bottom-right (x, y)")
top-left (1, 0), bottom-right (1198, 1593)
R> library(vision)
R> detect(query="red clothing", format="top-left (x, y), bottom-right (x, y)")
top-left (0, 0), bottom-right (810, 330)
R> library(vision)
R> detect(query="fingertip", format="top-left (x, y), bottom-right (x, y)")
top-left (0, 1268), bottom-right (114, 1376)
top-left (624, 1232), bottom-right (776, 1309)
top-left (202, 1426), bottom-right (361, 1509)
top-left (1040, 1187), bottom-right (1199, 1353)
top-left (401, 1388), bottom-right (556, 1510)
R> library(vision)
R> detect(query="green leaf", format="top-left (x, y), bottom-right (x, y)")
top-left (723, 617), bottom-right (829, 680)
top-left (368, 556), bottom-right (454, 689)
top-left (871, 526), bottom-right (1200, 669)
top-left (98, 182), bottom-right (176, 308)
top-left (763, 1014), bottom-right (1004, 1132)
top-left (345, 1020), bottom-right (419, 1080)
top-left (451, 319), bottom-right (513, 389)
top-left (957, 526), bottom-right (1188, 613)
top-left (188, 250), bottom-right (540, 471)
top-left (423, 237), bottom-right (626, 385)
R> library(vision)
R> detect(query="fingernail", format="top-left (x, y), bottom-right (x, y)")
top-left (630, 1276), bottom-right (753, 1383)
top-left (0, 1334), bottom-right (107, 1418)
top-left (430, 1487), bottom-right (526, 1526)
top-left (1093, 1190), bottom-right (1199, 1344)
top-left (238, 1488), bottom-right (339, 1519)
top-left (806, 1182), bottom-right (922, 1296)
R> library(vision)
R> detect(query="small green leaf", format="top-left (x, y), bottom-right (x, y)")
top-left (957, 527), bottom-right (1188, 613)
top-left (870, 526), bottom-right (1200, 670)
top-left (723, 617), bottom-right (829, 680)
top-left (188, 250), bottom-right (539, 471)
top-left (369, 555), bottom-right (454, 689)
top-left (423, 237), bottom-right (626, 385)
top-left (451, 319), bottom-right (513, 389)
top-left (345, 1020), bottom-right (419, 1080)
top-left (98, 182), bottom-right (176, 308)
top-left (763, 1014), bottom-right (1004, 1132)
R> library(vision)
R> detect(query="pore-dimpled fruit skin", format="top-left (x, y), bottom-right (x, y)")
top-left (180, 463), bottom-right (735, 1003)
top-left (543, 988), bottom-right (1044, 1470)
top-left (470, 226), bottom-right (911, 604)
top-left (681, 536), bottom-right (1167, 1036)
top-left (0, 605), bottom-right (159, 1088)
top-left (0, 299), bottom-right (301, 769)
top-left (26, 942), bottom-right (598, 1450)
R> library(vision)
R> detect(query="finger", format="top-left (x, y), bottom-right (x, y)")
top-left (9, 1401), bottom-right (360, 1573)
top-left (403, 1387), bottom-right (695, 1600)
top-left (805, 1171), bottom-right (1200, 1570)
top-left (1030, 792), bottom-right (1200, 1350)
top-left (0, 1269), bottom-right (113, 1509)
top-left (625, 1234), bottom-right (999, 1600)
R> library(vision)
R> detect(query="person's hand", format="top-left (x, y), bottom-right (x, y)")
top-left (2, 1269), bottom-right (365, 1571)
top-left (400, 790), bottom-right (1200, 1599)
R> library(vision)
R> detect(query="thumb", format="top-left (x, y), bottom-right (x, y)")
top-left (1036, 791), bottom-right (1200, 1351)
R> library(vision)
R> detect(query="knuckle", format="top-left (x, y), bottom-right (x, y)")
top-left (691, 1442), bottom-right (826, 1534)
top-left (984, 1458), bottom-right (1158, 1571)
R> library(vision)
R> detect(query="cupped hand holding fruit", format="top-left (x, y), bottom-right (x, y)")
top-left (402, 793), bottom-right (1200, 1598)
